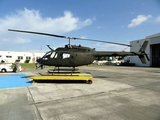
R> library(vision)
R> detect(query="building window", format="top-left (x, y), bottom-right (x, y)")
top-left (18, 56), bottom-right (23, 60)
top-left (36, 57), bottom-right (41, 60)
top-left (6, 56), bottom-right (12, 58)
top-left (26, 56), bottom-right (31, 60)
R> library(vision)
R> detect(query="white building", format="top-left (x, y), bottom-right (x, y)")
top-left (130, 32), bottom-right (160, 67)
top-left (0, 51), bottom-right (45, 63)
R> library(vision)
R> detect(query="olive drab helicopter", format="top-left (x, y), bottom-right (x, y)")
top-left (8, 29), bottom-right (150, 71)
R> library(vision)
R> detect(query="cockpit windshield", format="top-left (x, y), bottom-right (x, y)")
top-left (42, 51), bottom-right (70, 60)
top-left (50, 52), bottom-right (56, 58)
top-left (42, 51), bottom-right (52, 58)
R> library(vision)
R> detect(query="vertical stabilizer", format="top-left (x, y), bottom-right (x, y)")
top-left (138, 40), bottom-right (149, 64)
top-left (139, 41), bottom-right (148, 52)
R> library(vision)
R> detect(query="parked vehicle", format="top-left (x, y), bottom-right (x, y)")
top-left (0, 63), bottom-right (22, 73)
top-left (0, 64), bottom-right (13, 72)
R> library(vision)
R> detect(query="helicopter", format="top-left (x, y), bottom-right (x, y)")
top-left (8, 29), bottom-right (149, 71)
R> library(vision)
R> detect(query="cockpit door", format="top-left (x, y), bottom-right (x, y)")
top-left (56, 52), bottom-right (71, 66)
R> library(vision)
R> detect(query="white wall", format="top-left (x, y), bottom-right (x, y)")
top-left (0, 51), bottom-right (45, 63)
top-left (149, 37), bottom-right (160, 45)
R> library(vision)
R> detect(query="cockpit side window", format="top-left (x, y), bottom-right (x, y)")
top-left (61, 53), bottom-right (70, 59)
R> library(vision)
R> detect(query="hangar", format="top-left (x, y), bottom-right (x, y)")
top-left (130, 32), bottom-right (160, 67)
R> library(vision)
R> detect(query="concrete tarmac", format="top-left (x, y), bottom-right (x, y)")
top-left (0, 66), bottom-right (160, 120)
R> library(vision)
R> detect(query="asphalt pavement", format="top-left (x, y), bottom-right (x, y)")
top-left (0, 66), bottom-right (160, 120)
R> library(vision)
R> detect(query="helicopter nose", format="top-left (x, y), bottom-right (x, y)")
top-left (36, 58), bottom-right (42, 64)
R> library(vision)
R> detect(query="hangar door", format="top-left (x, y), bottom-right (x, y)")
top-left (151, 44), bottom-right (160, 67)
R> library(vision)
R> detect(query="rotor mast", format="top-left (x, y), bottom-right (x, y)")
top-left (69, 38), bottom-right (71, 45)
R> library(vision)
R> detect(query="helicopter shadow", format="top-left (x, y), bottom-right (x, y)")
top-left (93, 75), bottom-right (109, 78)
top-left (32, 80), bottom-right (88, 84)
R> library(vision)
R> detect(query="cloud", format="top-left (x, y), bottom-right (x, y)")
top-left (2, 37), bottom-right (31, 44)
top-left (128, 15), bottom-right (152, 28)
top-left (0, 8), bottom-right (93, 47)
top-left (94, 43), bottom-right (130, 51)
top-left (155, 16), bottom-right (160, 23)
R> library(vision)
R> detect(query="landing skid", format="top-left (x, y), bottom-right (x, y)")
top-left (48, 67), bottom-right (79, 75)
top-left (30, 67), bottom-right (93, 84)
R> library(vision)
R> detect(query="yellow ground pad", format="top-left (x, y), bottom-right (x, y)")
top-left (30, 73), bottom-right (93, 81)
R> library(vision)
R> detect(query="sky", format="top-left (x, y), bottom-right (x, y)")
top-left (0, 0), bottom-right (160, 52)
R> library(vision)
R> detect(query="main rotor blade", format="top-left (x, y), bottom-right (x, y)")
top-left (8, 29), bottom-right (67, 38)
top-left (8, 29), bottom-right (131, 47)
top-left (73, 38), bottom-right (131, 47)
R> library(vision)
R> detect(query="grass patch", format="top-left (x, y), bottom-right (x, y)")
top-left (20, 63), bottom-right (53, 68)
top-left (20, 63), bottom-right (36, 68)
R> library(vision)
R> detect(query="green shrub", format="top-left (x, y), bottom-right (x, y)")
top-left (24, 60), bottom-right (30, 63)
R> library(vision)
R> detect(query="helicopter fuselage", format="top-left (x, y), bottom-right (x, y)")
top-left (37, 44), bottom-right (149, 67)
